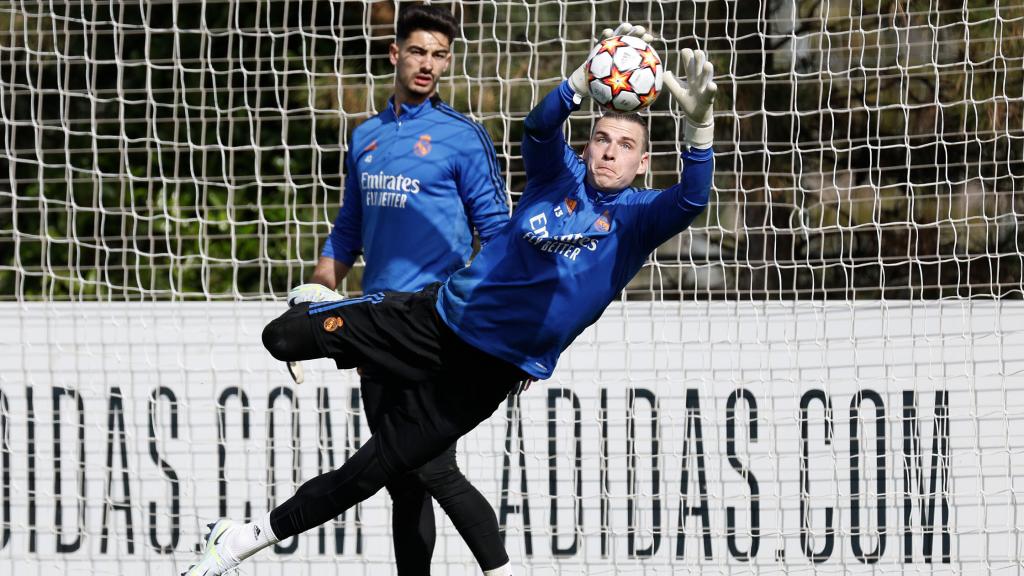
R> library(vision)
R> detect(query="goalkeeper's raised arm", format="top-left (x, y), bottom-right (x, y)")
top-left (637, 46), bottom-right (719, 248)
top-left (436, 25), bottom-right (718, 380)
top-left (521, 24), bottom-right (717, 246)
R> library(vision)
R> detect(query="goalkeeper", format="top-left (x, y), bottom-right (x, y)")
top-left (183, 23), bottom-right (716, 575)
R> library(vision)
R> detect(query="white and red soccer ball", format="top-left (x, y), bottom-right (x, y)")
top-left (586, 35), bottom-right (663, 112)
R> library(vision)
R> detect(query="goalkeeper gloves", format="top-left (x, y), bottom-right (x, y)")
top-left (567, 24), bottom-right (716, 150)
top-left (568, 22), bottom-right (655, 101)
top-left (287, 283), bottom-right (343, 307)
top-left (663, 48), bottom-right (718, 149)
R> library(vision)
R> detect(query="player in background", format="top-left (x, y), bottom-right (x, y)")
top-left (183, 22), bottom-right (716, 575)
top-left (292, 3), bottom-right (512, 574)
top-left (182, 4), bottom-right (512, 576)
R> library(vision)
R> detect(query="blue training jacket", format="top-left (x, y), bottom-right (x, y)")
top-left (436, 81), bottom-right (714, 379)
top-left (322, 95), bottom-right (510, 293)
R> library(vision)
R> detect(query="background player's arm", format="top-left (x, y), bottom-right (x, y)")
top-left (286, 154), bottom-right (363, 383)
top-left (315, 154), bottom-right (363, 289)
top-left (309, 257), bottom-right (350, 290)
top-left (456, 130), bottom-right (511, 244)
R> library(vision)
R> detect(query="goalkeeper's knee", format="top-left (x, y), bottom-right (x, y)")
top-left (413, 447), bottom-right (478, 506)
top-left (262, 306), bottom-right (320, 362)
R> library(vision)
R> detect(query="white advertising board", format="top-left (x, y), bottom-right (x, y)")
top-left (1, 302), bottom-right (1022, 575)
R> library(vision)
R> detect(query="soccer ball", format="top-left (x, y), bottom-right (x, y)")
top-left (585, 35), bottom-right (663, 112)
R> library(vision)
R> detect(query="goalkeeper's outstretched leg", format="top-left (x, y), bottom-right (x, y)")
top-left (182, 287), bottom-right (524, 574)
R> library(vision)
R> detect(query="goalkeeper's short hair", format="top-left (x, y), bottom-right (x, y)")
top-left (397, 3), bottom-right (458, 44)
top-left (594, 112), bottom-right (650, 152)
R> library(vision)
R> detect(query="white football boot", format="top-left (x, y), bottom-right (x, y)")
top-left (181, 520), bottom-right (241, 576)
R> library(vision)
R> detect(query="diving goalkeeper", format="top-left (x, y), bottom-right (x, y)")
top-left (182, 23), bottom-right (716, 575)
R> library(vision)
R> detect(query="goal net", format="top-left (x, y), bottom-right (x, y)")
top-left (1, 1), bottom-right (1022, 574)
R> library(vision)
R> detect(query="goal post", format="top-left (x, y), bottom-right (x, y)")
top-left (1, 0), bottom-right (1022, 574)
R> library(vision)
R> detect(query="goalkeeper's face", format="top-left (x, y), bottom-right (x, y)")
top-left (390, 30), bottom-right (452, 102)
top-left (583, 117), bottom-right (650, 193)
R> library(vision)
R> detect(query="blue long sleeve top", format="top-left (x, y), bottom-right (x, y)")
top-left (322, 95), bottom-right (510, 293)
top-left (436, 81), bottom-right (714, 379)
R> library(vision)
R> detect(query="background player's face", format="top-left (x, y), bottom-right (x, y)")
top-left (390, 30), bottom-right (452, 104)
top-left (583, 117), bottom-right (650, 192)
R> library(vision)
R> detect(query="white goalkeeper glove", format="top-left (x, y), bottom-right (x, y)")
top-left (286, 283), bottom-right (343, 307)
top-left (663, 48), bottom-right (717, 149)
top-left (568, 22), bottom-right (655, 101)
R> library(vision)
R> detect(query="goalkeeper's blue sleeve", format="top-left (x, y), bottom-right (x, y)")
top-left (520, 81), bottom-right (583, 193)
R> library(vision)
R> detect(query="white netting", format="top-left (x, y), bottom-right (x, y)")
top-left (2, 1), bottom-right (1020, 300)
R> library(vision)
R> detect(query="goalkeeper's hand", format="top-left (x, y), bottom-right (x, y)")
top-left (287, 283), bottom-right (343, 307)
top-left (568, 22), bottom-right (655, 100)
top-left (663, 48), bottom-right (717, 149)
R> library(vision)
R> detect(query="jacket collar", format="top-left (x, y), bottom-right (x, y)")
top-left (584, 176), bottom-right (629, 204)
top-left (383, 94), bottom-right (442, 121)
